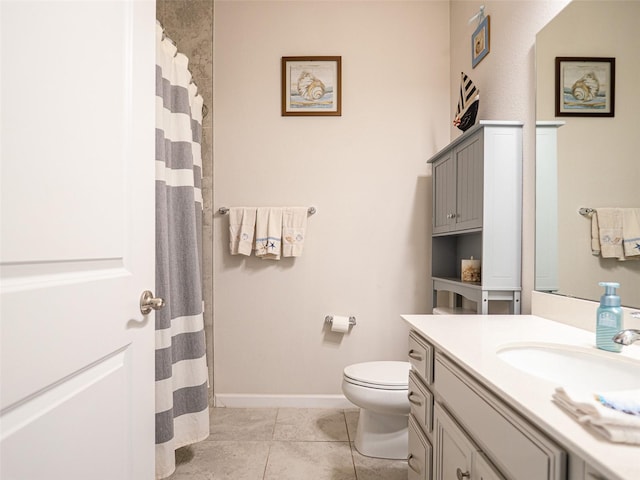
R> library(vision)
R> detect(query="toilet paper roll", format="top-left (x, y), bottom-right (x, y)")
top-left (331, 315), bottom-right (350, 333)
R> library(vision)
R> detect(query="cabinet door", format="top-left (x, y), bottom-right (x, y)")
top-left (433, 404), bottom-right (473, 480)
top-left (432, 153), bottom-right (456, 234)
top-left (584, 465), bottom-right (607, 480)
top-left (474, 453), bottom-right (506, 480)
top-left (454, 133), bottom-right (483, 232)
top-left (409, 415), bottom-right (432, 480)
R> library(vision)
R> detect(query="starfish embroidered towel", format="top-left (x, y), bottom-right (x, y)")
top-left (593, 208), bottom-right (624, 259)
top-left (255, 207), bottom-right (282, 260)
top-left (229, 207), bottom-right (256, 256)
top-left (622, 208), bottom-right (640, 257)
top-left (282, 207), bottom-right (308, 257)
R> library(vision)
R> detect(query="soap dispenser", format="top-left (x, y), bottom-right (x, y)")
top-left (596, 282), bottom-right (623, 352)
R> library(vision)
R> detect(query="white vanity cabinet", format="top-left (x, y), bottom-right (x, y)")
top-left (403, 314), bottom-right (640, 480)
top-left (407, 328), bottom-right (566, 480)
top-left (428, 121), bottom-right (523, 314)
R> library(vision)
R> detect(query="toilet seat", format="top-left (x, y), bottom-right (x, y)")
top-left (343, 361), bottom-right (409, 391)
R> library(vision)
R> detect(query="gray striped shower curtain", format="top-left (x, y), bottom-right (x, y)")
top-left (155, 22), bottom-right (209, 479)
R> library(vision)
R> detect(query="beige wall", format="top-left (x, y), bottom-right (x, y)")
top-left (161, 0), bottom-right (573, 401)
top-left (449, 0), bottom-right (569, 314)
top-left (536, 1), bottom-right (640, 308)
top-left (213, 1), bottom-right (449, 398)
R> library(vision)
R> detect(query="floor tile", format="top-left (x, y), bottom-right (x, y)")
top-left (344, 408), bottom-right (359, 442)
top-left (166, 407), bottom-right (406, 480)
top-left (273, 408), bottom-right (349, 441)
top-left (352, 444), bottom-right (408, 480)
top-left (168, 441), bottom-right (270, 480)
top-left (264, 441), bottom-right (356, 480)
top-left (208, 408), bottom-right (278, 441)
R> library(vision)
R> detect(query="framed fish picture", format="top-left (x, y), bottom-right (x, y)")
top-left (281, 56), bottom-right (341, 116)
top-left (555, 57), bottom-right (615, 117)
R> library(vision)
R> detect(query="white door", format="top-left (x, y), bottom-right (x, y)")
top-left (0, 1), bottom-right (156, 479)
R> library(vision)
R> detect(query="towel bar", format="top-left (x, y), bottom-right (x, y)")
top-left (579, 207), bottom-right (595, 216)
top-left (218, 206), bottom-right (316, 215)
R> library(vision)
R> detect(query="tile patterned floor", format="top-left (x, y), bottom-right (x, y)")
top-left (168, 408), bottom-right (408, 480)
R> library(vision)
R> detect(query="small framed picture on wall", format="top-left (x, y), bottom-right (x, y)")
top-left (471, 15), bottom-right (490, 68)
top-left (281, 56), bottom-right (342, 116)
top-left (555, 57), bottom-right (615, 117)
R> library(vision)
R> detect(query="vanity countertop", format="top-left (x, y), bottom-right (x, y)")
top-left (401, 314), bottom-right (640, 480)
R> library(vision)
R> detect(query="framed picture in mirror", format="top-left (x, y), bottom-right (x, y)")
top-left (555, 57), bottom-right (615, 117)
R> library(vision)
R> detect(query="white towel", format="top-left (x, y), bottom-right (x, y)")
top-left (282, 207), bottom-right (308, 257)
top-left (593, 208), bottom-right (624, 259)
top-left (255, 207), bottom-right (282, 260)
top-left (553, 387), bottom-right (640, 444)
top-left (622, 208), bottom-right (640, 258)
top-left (591, 212), bottom-right (601, 256)
top-left (229, 207), bottom-right (256, 256)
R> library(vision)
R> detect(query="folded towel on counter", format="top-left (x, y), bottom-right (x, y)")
top-left (282, 207), bottom-right (308, 257)
top-left (552, 387), bottom-right (640, 444)
top-left (229, 207), bottom-right (256, 256)
top-left (622, 208), bottom-right (640, 258)
top-left (255, 207), bottom-right (282, 260)
top-left (593, 208), bottom-right (625, 259)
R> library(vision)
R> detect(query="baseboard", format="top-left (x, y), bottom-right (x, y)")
top-left (213, 393), bottom-right (356, 409)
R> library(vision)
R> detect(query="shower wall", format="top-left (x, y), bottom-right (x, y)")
top-left (156, 0), bottom-right (215, 404)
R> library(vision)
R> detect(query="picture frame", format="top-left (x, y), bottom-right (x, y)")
top-left (471, 16), bottom-right (490, 68)
top-left (555, 57), bottom-right (615, 117)
top-left (281, 56), bottom-right (341, 116)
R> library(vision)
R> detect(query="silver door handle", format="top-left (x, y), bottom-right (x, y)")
top-left (140, 290), bottom-right (165, 315)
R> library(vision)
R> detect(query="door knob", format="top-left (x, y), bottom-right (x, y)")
top-left (140, 290), bottom-right (165, 315)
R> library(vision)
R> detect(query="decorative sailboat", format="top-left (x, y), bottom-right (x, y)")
top-left (453, 72), bottom-right (480, 132)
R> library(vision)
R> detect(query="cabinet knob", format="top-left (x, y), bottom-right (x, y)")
top-left (408, 349), bottom-right (423, 361)
top-left (456, 467), bottom-right (470, 480)
top-left (407, 454), bottom-right (422, 474)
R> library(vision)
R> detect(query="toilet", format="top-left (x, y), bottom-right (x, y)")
top-left (342, 361), bottom-right (411, 459)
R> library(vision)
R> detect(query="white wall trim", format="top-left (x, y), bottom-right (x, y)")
top-left (214, 393), bottom-right (356, 409)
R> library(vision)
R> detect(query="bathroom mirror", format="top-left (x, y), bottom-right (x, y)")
top-left (535, 0), bottom-right (640, 308)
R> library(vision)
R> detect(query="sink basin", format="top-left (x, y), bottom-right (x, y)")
top-left (497, 343), bottom-right (640, 390)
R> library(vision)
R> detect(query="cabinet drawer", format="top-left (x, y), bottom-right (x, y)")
top-left (409, 370), bottom-right (433, 434)
top-left (408, 331), bottom-right (433, 384)
top-left (435, 354), bottom-right (566, 480)
top-left (408, 414), bottom-right (432, 480)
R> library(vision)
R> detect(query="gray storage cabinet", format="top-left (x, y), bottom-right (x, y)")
top-left (428, 121), bottom-right (523, 314)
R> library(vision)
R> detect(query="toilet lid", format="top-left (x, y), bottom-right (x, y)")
top-left (343, 361), bottom-right (410, 390)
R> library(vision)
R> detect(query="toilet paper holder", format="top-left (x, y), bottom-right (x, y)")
top-left (325, 315), bottom-right (357, 327)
